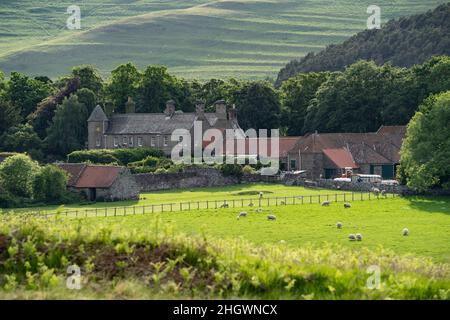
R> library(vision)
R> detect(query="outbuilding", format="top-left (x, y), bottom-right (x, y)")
top-left (57, 163), bottom-right (139, 201)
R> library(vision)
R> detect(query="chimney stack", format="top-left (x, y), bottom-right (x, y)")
top-left (228, 104), bottom-right (237, 120)
top-left (195, 100), bottom-right (205, 119)
top-left (164, 100), bottom-right (176, 117)
top-left (214, 99), bottom-right (227, 120)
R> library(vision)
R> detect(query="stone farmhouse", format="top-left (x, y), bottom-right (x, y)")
top-left (57, 163), bottom-right (139, 201)
top-left (88, 99), bottom-right (244, 155)
top-left (86, 98), bottom-right (406, 181)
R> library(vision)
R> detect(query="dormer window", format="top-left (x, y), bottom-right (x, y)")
top-left (164, 136), bottom-right (169, 146)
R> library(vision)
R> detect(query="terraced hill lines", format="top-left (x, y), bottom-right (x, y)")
top-left (0, 0), bottom-right (446, 79)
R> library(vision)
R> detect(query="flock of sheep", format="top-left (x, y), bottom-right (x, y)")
top-left (228, 189), bottom-right (410, 240)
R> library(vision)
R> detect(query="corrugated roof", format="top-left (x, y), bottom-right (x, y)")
top-left (323, 148), bottom-right (358, 168)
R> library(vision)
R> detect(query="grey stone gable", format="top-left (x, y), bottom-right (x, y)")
top-left (87, 105), bottom-right (108, 122)
top-left (105, 112), bottom-right (219, 135)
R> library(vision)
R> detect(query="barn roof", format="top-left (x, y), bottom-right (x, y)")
top-left (323, 148), bottom-right (358, 169)
top-left (56, 163), bottom-right (125, 188)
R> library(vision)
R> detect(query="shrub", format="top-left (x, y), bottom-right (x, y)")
top-left (0, 154), bottom-right (39, 198)
top-left (67, 148), bottom-right (164, 165)
top-left (32, 165), bottom-right (68, 202)
top-left (220, 164), bottom-right (243, 178)
top-left (67, 150), bottom-right (119, 164)
top-left (242, 165), bottom-right (256, 174)
top-left (112, 148), bottom-right (164, 165)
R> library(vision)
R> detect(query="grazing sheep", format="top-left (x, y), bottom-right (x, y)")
top-left (336, 222), bottom-right (342, 229)
top-left (372, 187), bottom-right (380, 196)
top-left (381, 190), bottom-right (387, 197)
top-left (280, 240), bottom-right (286, 244)
top-left (220, 203), bottom-right (229, 208)
top-left (402, 228), bottom-right (409, 236)
top-left (255, 208), bottom-right (263, 213)
top-left (348, 234), bottom-right (356, 241)
top-left (280, 200), bottom-right (285, 205)
top-left (321, 201), bottom-right (330, 207)
top-left (259, 192), bottom-right (264, 199)
top-left (344, 203), bottom-right (351, 208)
top-left (356, 233), bottom-right (363, 241)
top-left (267, 214), bottom-right (277, 221)
top-left (248, 202), bottom-right (254, 207)
top-left (238, 211), bottom-right (248, 218)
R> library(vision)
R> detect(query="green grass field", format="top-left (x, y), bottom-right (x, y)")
top-left (1, 184), bottom-right (449, 299)
top-left (64, 194), bottom-right (450, 263)
top-left (7, 184), bottom-right (448, 262)
top-left (0, 0), bottom-right (446, 80)
top-left (9, 184), bottom-right (360, 213)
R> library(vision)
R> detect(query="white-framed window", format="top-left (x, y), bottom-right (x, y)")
top-left (96, 136), bottom-right (101, 147)
top-left (138, 137), bottom-right (143, 147)
top-left (129, 136), bottom-right (133, 147)
top-left (151, 136), bottom-right (156, 147)
top-left (123, 136), bottom-right (127, 146)
top-left (163, 135), bottom-right (169, 146)
top-left (113, 136), bottom-right (118, 147)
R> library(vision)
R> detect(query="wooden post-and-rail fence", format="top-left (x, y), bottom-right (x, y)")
top-left (7, 191), bottom-right (397, 219)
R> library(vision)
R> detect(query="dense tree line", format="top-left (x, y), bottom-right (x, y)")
top-left (399, 91), bottom-right (450, 191)
top-left (0, 55), bottom-right (449, 162)
top-left (276, 3), bottom-right (450, 86)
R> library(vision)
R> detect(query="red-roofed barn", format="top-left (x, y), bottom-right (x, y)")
top-left (57, 163), bottom-right (139, 201)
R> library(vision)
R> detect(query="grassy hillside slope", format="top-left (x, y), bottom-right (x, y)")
top-left (0, 0), bottom-right (446, 80)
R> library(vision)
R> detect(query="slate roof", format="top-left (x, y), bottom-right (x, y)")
top-left (57, 163), bottom-right (124, 188)
top-left (105, 113), bottom-right (220, 135)
top-left (87, 105), bottom-right (108, 122)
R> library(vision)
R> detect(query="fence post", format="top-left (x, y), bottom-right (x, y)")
top-left (344, 193), bottom-right (346, 202)
top-left (369, 192), bottom-right (371, 200)
top-left (180, 203), bottom-right (182, 211)
top-left (335, 194), bottom-right (337, 202)
top-left (114, 208), bottom-right (117, 217)
top-left (207, 201), bottom-right (209, 209)
top-left (152, 205), bottom-right (154, 213)
top-left (198, 201), bottom-right (200, 210)
top-left (293, 196), bottom-right (296, 205)
top-left (352, 192), bottom-right (354, 201)
top-left (170, 203), bottom-right (173, 212)
top-left (215, 200), bottom-right (218, 209)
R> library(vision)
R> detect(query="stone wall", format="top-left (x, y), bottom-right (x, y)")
top-left (285, 177), bottom-right (450, 196)
top-left (133, 167), bottom-right (450, 196)
top-left (134, 167), bottom-right (238, 191)
top-left (97, 170), bottom-right (140, 200)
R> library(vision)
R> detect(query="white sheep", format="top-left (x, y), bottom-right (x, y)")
top-left (336, 222), bottom-right (342, 229)
top-left (402, 228), bottom-right (409, 236)
top-left (239, 211), bottom-right (248, 218)
top-left (220, 203), bottom-right (229, 208)
top-left (267, 214), bottom-right (277, 221)
top-left (372, 187), bottom-right (380, 196)
top-left (344, 203), bottom-right (351, 209)
top-left (255, 208), bottom-right (263, 213)
top-left (356, 233), bottom-right (363, 241)
top-left (248, 202), bottom-right (254, 207)
top-left (280, 240), bottom-right (286, 244)
top-left (348, 234), bottom-right (356, 241)
top-left (322, 201), bottom-right (330, 207)
top-left (381, 190), bottom-right (387, 197)
top-left (259, 192), bottom-right (264, 199)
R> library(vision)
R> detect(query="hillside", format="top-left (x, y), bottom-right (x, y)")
top-left (0, 0), bottom-right (446, 80)
top-left (276, 2), bottom-right (450, 86)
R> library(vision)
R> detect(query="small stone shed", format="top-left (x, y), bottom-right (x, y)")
top-left (57, 163), bottom-right (139, 201)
